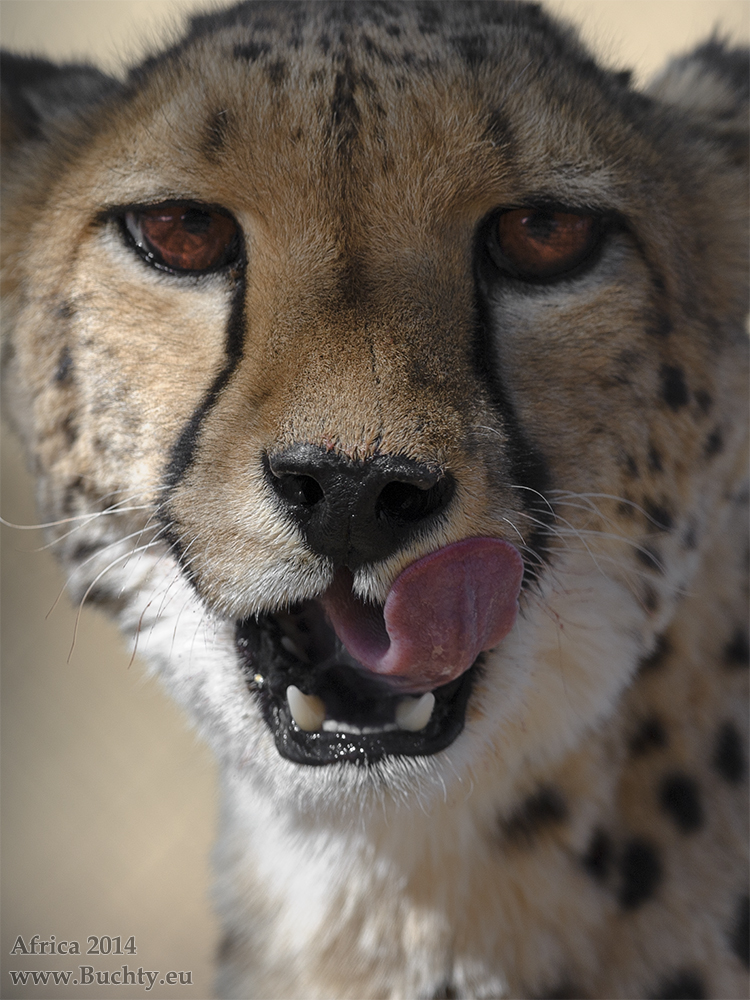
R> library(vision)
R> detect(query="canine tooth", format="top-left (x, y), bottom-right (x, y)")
top-left (286, 686), bottom-right (325, 731)
top-left (395, 692), bottom-right (435, 732)
top-left (280, 635), bottom-right (309, 662)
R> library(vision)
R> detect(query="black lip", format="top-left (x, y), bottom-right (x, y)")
top-left (235, 606), bottom-right (478, 766)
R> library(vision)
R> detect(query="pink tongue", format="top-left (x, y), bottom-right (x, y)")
top-left (319, 537), bottom-right (524, 693)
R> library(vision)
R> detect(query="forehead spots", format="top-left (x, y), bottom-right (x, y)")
top-left (483, 107), bottom-right (514, 153)
top-left (453, 33), bottom-right (488, 69)
top-left (330, 62), bottom-right (361, 150)
top-left (230, 41), bottom-right (292, 94)
top-left (416, 1), bottom-right (444, 33)
top-left (360, 35), bottom-right (394, 66)
top-left (233, 40), bottom-right (272, 62)
top-left (204, 109), bottom-right (229, 156)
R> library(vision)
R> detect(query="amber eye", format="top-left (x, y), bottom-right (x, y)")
top-left (124, 203), bottom-right (240, 273)
top-left (490, 208), bottom-right (600, 281)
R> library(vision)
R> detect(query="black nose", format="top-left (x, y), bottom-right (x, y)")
top-left (264, 444), bottom-right (455, 568)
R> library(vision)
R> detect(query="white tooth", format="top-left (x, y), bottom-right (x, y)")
top-left (323, 720), bottom-right (362, 734)
top-left (286, 686), bottom-right (325, 731)
top-left (396, 692), bottom-right (435, 732)
top-left (280, 635), bottom-right (309, 662)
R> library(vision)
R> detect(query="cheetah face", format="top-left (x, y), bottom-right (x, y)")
top-left (123, 188), bottom-right (539, 768)
top-left (110, 174), bottom-right (618, 772)
top-left (2, 3), bottom-right (747, 799)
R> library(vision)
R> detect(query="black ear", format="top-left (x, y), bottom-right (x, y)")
top-left (1, 51), bottom-right (120, 148)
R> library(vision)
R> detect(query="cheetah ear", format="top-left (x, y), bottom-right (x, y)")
top-left (646, 38), bottom-right (749, 151)
top-left (0, 52), bottom-right (119, 151)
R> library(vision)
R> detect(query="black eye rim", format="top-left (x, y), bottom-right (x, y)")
top-left (483, 203), bottom-right (615, 285)
top-left (103, 199), bottom-right (245, 276)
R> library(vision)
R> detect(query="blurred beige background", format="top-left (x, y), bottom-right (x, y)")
top-left (1, 3), bottom-right (748, 999)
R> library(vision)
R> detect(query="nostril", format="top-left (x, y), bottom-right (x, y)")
top-left (377, 477), bottom-right (454, 523)
top-left (264, 445), bottom-right (456, 567)
top-left (272, 473), bottom-right (324, 508)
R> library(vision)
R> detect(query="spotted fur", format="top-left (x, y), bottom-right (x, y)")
top-left (1, 3), bottom-right (748, 997)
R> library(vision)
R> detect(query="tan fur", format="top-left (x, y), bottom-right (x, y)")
top-left (2, 4), bottom-right (748, 997)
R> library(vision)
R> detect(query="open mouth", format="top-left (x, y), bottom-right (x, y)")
top-left (235, 537), bottom-right (525, 767)
top-left (235, 602), bottom-right (478, 765)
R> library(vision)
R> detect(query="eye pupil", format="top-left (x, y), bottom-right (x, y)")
top-left (492, 208), bottom-right (599, 281)
top-left (181, 208), bottom-right (212, 235)
top-left (124, 203), bottom-right (239, 273)
top-left (522, 213), bottom-right (558, 241)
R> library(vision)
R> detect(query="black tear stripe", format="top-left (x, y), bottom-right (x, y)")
top-left (650, 968), bottom-right (706, 1000)
top-left (160, 270), bottom-right (247, 558)
top-left (471, 285), bottom-right (553, 578)
top-left (729, 894), bottom-right (750, 968)
top-left (534, 982), bottom-right (587, 1000)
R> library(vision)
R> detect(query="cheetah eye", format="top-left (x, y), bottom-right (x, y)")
top-left (488, 208), bottom-right (601, 282)
top-left (123, 202), bottom-right (240, 274)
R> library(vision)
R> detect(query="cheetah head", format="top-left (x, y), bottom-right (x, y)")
top-left (2, 2), bottom-right (747, 807)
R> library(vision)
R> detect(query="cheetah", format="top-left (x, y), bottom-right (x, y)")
top-left (1, 2), bottom-right (748, 997)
